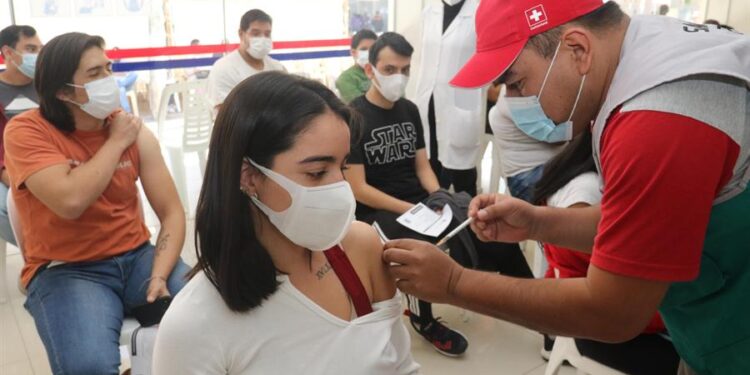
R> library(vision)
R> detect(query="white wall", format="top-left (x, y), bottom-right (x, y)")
top-left (8, 0), bottom-right (351, 48)
top-left (394, 0), bottom-right (425, 41)
top-left (394, 0), bottom-right (430, 98)
top-left (704, 0), bottom-right (749, 33)
top-left (1, 0), bottom-right (12, 26)
top-left (705, 0), bottom-right (730, 23)
top-left (10, 0), bottom-right (153, 48)
top-left (728, 0), bottom-right (750, 33)
top-left (222, 0), bottom-right (347, 42)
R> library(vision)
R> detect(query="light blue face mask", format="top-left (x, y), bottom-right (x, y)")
top-left (505, 42), bottom-right (586, 143)
top-left (11, 48), bottom-right (38, 79)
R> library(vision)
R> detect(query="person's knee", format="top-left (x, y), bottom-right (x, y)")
top-left (24, 267), bottom-right (124, 375)
top-left (55, 346), bottom-right (120, 375)
top-left (167, 260), bottom-right (190, 294)
top-left (62, 358), bottom-right (119, 375)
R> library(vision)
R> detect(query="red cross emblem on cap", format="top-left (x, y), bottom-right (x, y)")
top-left (525, 5), bottom-right (548, 30)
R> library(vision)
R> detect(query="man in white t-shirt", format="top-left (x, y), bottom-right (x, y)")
top-left (489, 95), bottom-right (563, 202)
top-left (208, 9), bottom-right (287, 108)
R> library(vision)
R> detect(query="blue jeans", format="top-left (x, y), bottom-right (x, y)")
top-left (0, 182), bottom-right (17, 246)
top-left (24, 242), bottom-right (189, 375)
top-left (507, 164), bottom-right (545, 203)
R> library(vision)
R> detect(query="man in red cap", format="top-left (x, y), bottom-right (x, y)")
top-left (383, 1), bottom-right (750, 373)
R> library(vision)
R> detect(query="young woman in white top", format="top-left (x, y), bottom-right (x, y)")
top-left (153, 71), bottom-right (420, 375)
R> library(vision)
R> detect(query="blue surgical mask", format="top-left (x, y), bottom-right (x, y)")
top-left (12, 48), bottom-right (38, 79)
top-left (506, 42), bottom-right (586, 143)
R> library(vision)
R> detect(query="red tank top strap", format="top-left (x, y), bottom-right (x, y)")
top-left (323, 245), bottom-right (373, 317)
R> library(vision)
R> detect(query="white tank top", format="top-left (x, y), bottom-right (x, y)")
top-left (153, 272), bottom-right (421, 375)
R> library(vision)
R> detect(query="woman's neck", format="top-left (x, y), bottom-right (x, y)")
top-left (252, 208), bottom-right (312, 274)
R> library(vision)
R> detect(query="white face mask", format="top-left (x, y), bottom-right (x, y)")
top-left (355, 50), bottom-right (370, 68)
top-left (67, 76), bottom-right (121, 120)
top-left (247, 37), bottom-right (273, 60)
top-left (248, 159), bottom-right (356, 251)
top-left (372, 68), bottom-right (408, 102)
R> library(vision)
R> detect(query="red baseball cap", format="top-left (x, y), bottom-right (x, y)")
top-left (451, 0), bottom-right (604, 88)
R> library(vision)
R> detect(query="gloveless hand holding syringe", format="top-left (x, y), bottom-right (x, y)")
top-left (436, 217), bottom-right (474, 252)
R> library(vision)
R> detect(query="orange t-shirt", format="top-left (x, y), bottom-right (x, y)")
top-left (4, 109), bottom-right (150, 287)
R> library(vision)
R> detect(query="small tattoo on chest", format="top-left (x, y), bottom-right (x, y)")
top-left (316, 263), bottom-right (332, 280)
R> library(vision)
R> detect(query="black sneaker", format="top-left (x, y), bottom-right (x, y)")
top-left (541, 334), bottom-right (555, 361)
top-left (410, 315), bottom-right (469, 357)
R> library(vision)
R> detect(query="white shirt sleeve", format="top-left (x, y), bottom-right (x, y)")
top-left (152, 302), bottom-right (227, 374)
top-left (392, 318), bottom-right (422, 374)
top-left (370, 293), bottom-right (422, 375)
top-left (265, 57), bottom-right (287, 72)
top-left (208, 58), bottom-right (238, 107)
top-left (547, 172), bottom-right (602, 208)
top-left (490, 98), bottom-right (565, 176)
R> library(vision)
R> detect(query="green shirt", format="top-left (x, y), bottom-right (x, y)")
top-left (660, 185), bottom-right (750, 374)
top-left (336, 65), bottom-right (370, 104)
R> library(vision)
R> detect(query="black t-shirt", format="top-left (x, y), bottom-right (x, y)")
top-left (443, 0), bottom-right (466, 33)
top-left (349, 96), bottom-right (428, 217)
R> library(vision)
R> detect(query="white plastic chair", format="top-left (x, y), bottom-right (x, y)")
top-left (156, 80), bottom-right (213, 213)
top-left (520, 240), bottom-right (547, 279)
top-left (477, 133), bottom-right (505, 195)
top-left (126, 91), bottom-right (140, 117)
top-left (488, 136), bottom-right (504, 194)
top-left (6, 189), bottom-right (140, 361)
top-left (544, 336), bottom-right (626, 375)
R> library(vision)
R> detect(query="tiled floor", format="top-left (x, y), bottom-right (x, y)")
top-left (0, 127), bottom-right (576, 374)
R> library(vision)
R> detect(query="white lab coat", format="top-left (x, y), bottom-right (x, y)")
top-left (413, 0), bottom-right (486, 170)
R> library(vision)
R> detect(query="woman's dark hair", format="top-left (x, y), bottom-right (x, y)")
top-left (35, 32), bottom-right (106, 133)
top-left (531, 130), bottom-right (596, 206)
top-left (192, 71), bottom-right (360, 312)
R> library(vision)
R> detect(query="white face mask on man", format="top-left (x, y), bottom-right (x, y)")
top-left (247, 37), bottom-right (273, 60)
top-left (356, 50), bottom-right (370, 68)
top-left (66, 75), bottom-right (121, 120)
top-left (372, 68), bottom-right (408, 102)
top-left (247, 159), bottom-right (356, 251)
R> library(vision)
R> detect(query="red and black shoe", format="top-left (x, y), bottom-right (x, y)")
top-left (410, 316), bottom-right (469, 357)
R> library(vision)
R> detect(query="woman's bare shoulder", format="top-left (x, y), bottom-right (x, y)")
top-left (341, 221), bottom-right (397, 301)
